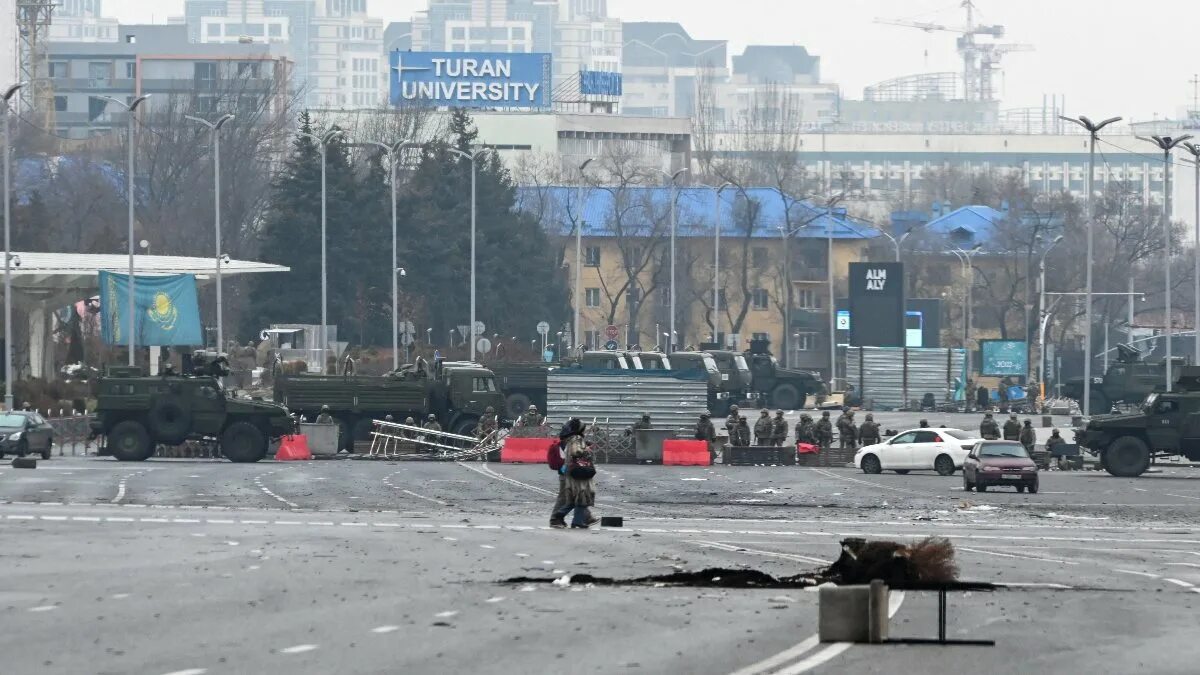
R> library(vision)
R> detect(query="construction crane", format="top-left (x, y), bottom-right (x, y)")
top-left (16, 0), bottom-right (56, 132)
top-left (875, 0), bottom-right (1032, 102)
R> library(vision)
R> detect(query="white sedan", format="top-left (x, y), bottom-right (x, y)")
top-left (854, 428), bottom-right (980, 476)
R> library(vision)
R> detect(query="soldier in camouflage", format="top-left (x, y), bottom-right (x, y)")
top-left (815, 411), bottom-right (834, 450)
top-left (771, 410), bottom-right (789, 446)
top-left (725, 405), bottom-right (741, 443)
top-left (477, 406), bottom-right (498, 439)
top-left (754, 410), bottom-right (773, 446)
top-left (518, 405), bottom-right (545, 430)
top-left (795, 414), bottom-right (816, 445)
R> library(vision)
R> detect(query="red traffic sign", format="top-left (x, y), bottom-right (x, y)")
top-left (605, 325), bottom-right (620, 340)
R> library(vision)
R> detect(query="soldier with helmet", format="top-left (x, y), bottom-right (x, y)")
top-left (858, 413), bottom-right (881, 447)
top-left (771, 410), bottom-right (789, 446)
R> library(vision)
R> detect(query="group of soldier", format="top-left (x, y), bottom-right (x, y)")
top-left (980, 411), bottom-right (1067, 467)
top-left (689, 405), bottom-right (883, 450)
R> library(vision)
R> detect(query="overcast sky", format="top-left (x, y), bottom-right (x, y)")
top-left (101, 0), bottom-right (1197, 122)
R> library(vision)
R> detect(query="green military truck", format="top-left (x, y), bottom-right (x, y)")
top-left (1076, 367), bottom-right (1200, 477)
top-left (745, 339), bottom-right (825, 410)
top-left (1062, 344), bottom-right (1175, 415)
top-left (702, 349), bottom-right (758, 412)
top-left (274, 360), bottom-right (504, 448)
top-left (491, 351), bottom-right (640, 418)
top-left (91, 366), bottom-right (293, 463)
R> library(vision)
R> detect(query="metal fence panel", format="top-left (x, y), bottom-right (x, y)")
top-left (548, 370), bottom-right (710, 432)
top-left (847, 347), bottom-right (966, 410)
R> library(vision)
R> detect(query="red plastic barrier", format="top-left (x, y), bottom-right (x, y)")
top-left (796, 442), bottom-right (819, 455)
top-left (501, 436), bottom-right (558, 464)
top-left (276, 435), bottom-right (313, 461)
top-left (663, 440), bottom-right (712, 466)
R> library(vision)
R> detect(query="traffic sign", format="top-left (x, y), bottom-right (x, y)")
top-left (604, 340), bottom-right (619, 351)
top-left (476, 337), bottom-right (492, 354)
top-left (400, 332), bottom-right (415, 347)
top-left (605, 324), bottom-right (619, 340)
top-left (473, 321), bottom-right (486, 336)
top-left (536, 321), bottom-right (550, 337)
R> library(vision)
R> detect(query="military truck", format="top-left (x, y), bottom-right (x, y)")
top-left (702, 348), bottom-right (758, 411)
top-left (274, 360), bottom-right (504, 448)
top-left (745, 339), bottom-right (825, 410)
top-left (1076, 366), bottom-right (1200, 477)
top-left (1062, 344), bottom-right (1177, 415)
top-left (91, 366), bottom-right (293, 463)
top-left (491, 351), bottom-right (639, 418)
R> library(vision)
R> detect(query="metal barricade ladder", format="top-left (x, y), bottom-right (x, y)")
top-left (366, 420), bottom-right (502, 461)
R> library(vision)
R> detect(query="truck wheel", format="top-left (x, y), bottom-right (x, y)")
top-left (109, 421), bottom-right (154, 462)
top-left (452, 417), bottom-right (479, 437)
top-left (1104, 436), bottom-right (1151, 477)
top-left (148, 396), bottom-right (192, 445)
top-left (504, 393), bottom-right (532, 420)
top-left (221, 422), bottom-right (267, 463)
top-left (772, 384), bottom-right (803, 410)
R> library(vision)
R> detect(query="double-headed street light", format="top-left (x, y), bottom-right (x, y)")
top-left (1060, 115), bottom-right (1121, 413)
top-left (1138, 134), bottom-right (1193, 392)
top-left (573, 158), bottom-right (594, 353)
top-left (2, 82), bottom-right (24, 410)
top-left (447, 147), bottom-right (488, 362)
top-left (100, 94), bottom-right (152, 366)
top-left (184, 113), bottom-right (234, 353)
top-left (661, 168), bottom-right (689, 353)
top-left (951, 244), bottom-right (983, 407)
top-left (296, 128), bottom-right (344, 371)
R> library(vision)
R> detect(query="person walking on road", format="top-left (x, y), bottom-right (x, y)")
top-left (858, 414), bottom-right (881, 447)
top-left (815, 411), bottom-right (834, 450)
top-left (550, 418), bottom-right (598, 529)
top-left (1003, 413), bottom-right (1021, 441)
top-left (771, 410), bottom-right (789, 446)
top-left (979, 413), bottom-right (1001, 441)
top-left (754, 410), bottom-right (773, 446)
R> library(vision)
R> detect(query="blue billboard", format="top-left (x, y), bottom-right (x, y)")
top-left (980, 340), bottom-right (1028, 377)
top-left (390, 51), bottom-right (552, 109)
top-left (580, 70), bottom-right (622, 97)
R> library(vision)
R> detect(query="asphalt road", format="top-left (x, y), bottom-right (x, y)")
top-left (3, 447), bottom-right (1200, 675)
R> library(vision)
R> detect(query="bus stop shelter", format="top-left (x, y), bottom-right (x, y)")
top-left (1, 252), bottom-right (288, 380)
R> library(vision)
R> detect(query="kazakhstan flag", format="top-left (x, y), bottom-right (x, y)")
top-left (99, 272), bottom-right (203, 346)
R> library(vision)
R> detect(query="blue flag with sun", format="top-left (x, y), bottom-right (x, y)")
top-left (99, 272), bottom-right (203, 346)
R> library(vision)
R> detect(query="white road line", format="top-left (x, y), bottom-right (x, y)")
top-left (1164, 578), bottom-right (1195, 588)
top-left (807, 468), bottom-right (926, 496)
top-left (39, 515), bottom-right (67, 521)
top-left (279, 644), bottom-right (318, 654)
top-left (1001, 582), bottom-right (1074, 589)
top-left (1114, 569), bottom-right (1161, 579)
top-left (1163, 492), bottom-right (1200, 502)
top-left (370, 625), bottom-right (400, 634)
top-left (253, 473), bottom-right (300, 509)
top-left (1165, 562), bottom-right (1200, 568)
top-left (401, 489), bottom-right (449, 506)
top-left (160, 670), bottom-right (208, 675)
top-left (728, 636), bottom-right (819, 675)
top-left (28, 605), bottom-right (57, 612)
top-left (698, 541), bottom-right (831, 565)
top-left (458, 462), bottom-right (657, 515)
top-left (957, 546), bottom-right (1078, 566)
top-left (71, 516), bottom-right (101, 522)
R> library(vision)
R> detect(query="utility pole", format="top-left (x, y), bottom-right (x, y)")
top-left (713, 183), bottom-right (733, 347)
top-left (185, 113), bottom-right (235, 354)
top-left (573, 158), bottom-right (593, 356)
top-left (1062, 115), bottom-right (1122, 414)
top-left (2, 83), bottom-right (25, 410)
top-left (297, 129), bottom-right (344, 371)
top-left (1140, 134), bottom-right (1193, 392)
top-left (1181, 142), bottom-right (1200, 366)
top-left (662, 168), bottom-right (689, 353)
top-left (447, 148), bottom-right (487, 362)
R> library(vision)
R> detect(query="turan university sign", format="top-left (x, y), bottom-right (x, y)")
top-left (390, 51), bottom-right (552, 109)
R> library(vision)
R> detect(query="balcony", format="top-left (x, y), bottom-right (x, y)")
top-left (789, 265), bottom-right (829, 282)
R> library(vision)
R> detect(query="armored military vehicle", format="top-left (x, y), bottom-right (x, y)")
top-left (744, 339), bottom-right (825, 410)
top-left (491, 351), bottom-right (640, 418)
top-left (1062, 343), bottom-right (1178, 415)
top-left (701, 348), bottom-right (758, 411)
top-left (1076, 366), bottom-right (1200, 477)
top-left (91, 365), bottom-right (293, 463)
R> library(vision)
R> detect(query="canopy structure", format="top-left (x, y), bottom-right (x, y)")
top-left (1, 252), bottom-right (289, 380)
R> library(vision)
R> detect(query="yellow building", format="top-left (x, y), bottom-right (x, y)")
top-left (519, 186), bottom-right (881, 378)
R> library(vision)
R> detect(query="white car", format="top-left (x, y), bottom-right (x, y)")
top-left (854, 428), bottom-right (980, 476)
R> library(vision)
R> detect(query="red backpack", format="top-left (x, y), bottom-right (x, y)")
top-left (547, 441), bottom-right (565, 471)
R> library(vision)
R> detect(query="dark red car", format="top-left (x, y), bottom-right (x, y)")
top-left (962, 440), bottom-right (1039, 493)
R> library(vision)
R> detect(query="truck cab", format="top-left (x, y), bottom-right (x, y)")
top-left (627, 351), bottom-right (671, 371)
top-left (436, 363), bottom-right (506, 431)
top-left (704, 349), bottom-right (757, 412)
top-left (569, 350), bottom-right (636, 370)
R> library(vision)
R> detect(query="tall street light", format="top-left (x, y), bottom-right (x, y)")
top-left (662, 168), bottom-right (689, 353)
top-left (572, 158), bottom-right (593, 353)
top-left (101, 94), bottom-right (152, 367)
top-left (952, 244), bottom-right (983, 407)
top-left (2, 82), bottom-right (24, 410)
top-left (1038, 235), bottom-right (1065, 391)
top-left (351, 139), bottom-right (416, 371)
top-left (1060, 115), bottom-right (1121, 414)
top-left (1139, 134), bottom-right (1193, 392)
top-left (712, 182), bottom-right (733, 346)
top-left (447, 147), bottom-right (488, 362)
top-left (296, 128), bottom-right (344, 371)
top-left (185, 113), bottom-right (235, 353)
top-left (1182, 142), bottom-right (1200, 366)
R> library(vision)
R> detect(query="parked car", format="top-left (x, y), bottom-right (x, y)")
top-left (0, 411), bottom-right (55, 460)
top-left (962, 440), bottom-right (1040, 493)
top-left (854, 427), bottom-right (979, 476)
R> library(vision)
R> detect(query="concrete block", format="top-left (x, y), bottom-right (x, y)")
top-left (1071, 415), bottom-right (1083, 427)
top-left (818, 584), bottom-right (890, 643)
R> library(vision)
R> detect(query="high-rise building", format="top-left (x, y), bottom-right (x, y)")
top-left (409, 0), bottom-right (621, 86)
top-left (621, 22), bottom-right (727, 119)
top-left (48, 0), bottom-right (119, 42)
top-left (184, 0), bottom-right (383, 108)
top-left (0, 0), bottom-right (17, 86)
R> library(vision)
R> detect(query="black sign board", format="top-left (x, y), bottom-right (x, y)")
top-left (848, 262), bottom-right (905, 347)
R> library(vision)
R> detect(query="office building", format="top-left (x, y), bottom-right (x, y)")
top-left (48, 0), bottom-right (120, 42)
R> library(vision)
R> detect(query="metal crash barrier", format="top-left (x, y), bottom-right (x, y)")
top-left (365, 419), bottom-right (502, 461)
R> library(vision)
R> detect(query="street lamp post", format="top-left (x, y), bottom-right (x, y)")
top-left (184, 113), bottom-right (235, 353)
top-left (573, 158), bottom-right (594, 354)
top-left (351, 140), bottom-right (415, 371)
top-left (713, 183), bottom-right (733, 347)
top-left (296, 128), bottom-right (344, 372)
top-left (1060, 115), bottom-right (1122, 413)
top-left (2, 82), bottom-right (24, 410)
top-left (1181, 142), bottom-right (1200, 366)
top-left (101, 94), bottom-right (152, 366)
top-left (1038, 235), bottom-right (1064, 390)
top-left (952, 245), bottom-right (983, 407)
top-left (447, 148), bottom-right (487, 362)
top-left (662, 168), bottom-right (689, 353)
top-left (1139, 134), bottom-right (1193, 392)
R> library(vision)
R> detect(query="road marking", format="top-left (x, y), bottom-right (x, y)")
top-left (1114, 569), bottom-right (1161, 579)
top-left (253, 473), bottom-right (300, 509)
top-left (28, 605), bottom-right (57, 612)
top-left (206, 519), bottom-right (235, 524)
top-left (160, 670), bottom-right (207, 675)
top-left (1164, 578), bottom-right (1195, 588)
top-left (39, 515), bottom-right (67, 521)
top-left (402, 489), bottom-right (449, 506)
top-left (1163, 492), bottom-right (1200, 502)
top-left (371, 625), bottom-right (400, 634)
top-left (958, 546), bottom-right (1078, 566)
top-left (699, 541), bottom-right (831, 565)
top-left (279, 644), bottom-right (318, 654)
top-left (1165, 562), bottom-right (1200, 568)
top-left (458, 462), bottom-right (657, 515)
top-left (807, 468), bottom-right (927, 496)
top-left (1001, 582), bottom-right (1074, 589)
top-left (71, 516), bottom-right (101, 522)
